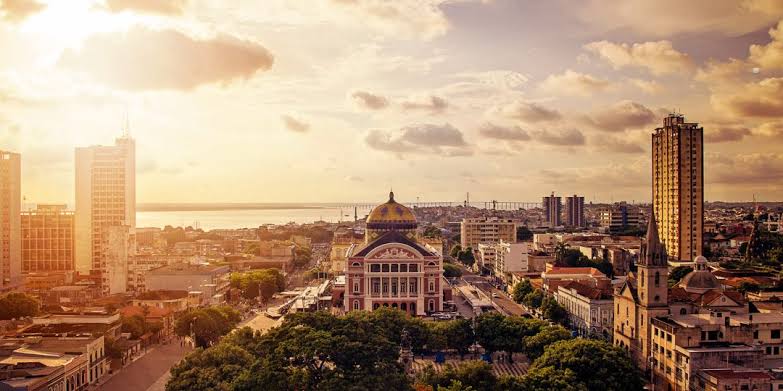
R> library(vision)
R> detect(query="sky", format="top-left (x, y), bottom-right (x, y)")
top-left (1, 0), bottom-right (783, 204)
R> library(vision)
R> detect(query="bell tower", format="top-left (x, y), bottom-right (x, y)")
top-left (636, 212), bottom-right (670, 370)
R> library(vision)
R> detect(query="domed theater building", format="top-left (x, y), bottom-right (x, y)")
top-left (344, 192), bottom-right (443, 316)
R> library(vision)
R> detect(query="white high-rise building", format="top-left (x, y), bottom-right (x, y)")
top-left (0, 151), bottom-right (21, 292)
top-left (75, 135), bottom-right (135, 295)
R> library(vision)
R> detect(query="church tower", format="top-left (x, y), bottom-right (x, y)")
top-left (636, 212), bottom-right (670, 369)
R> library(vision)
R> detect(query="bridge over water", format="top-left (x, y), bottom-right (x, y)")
top-left (336, 201), bottom-right (540, 211)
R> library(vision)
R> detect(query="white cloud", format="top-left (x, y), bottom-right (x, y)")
top-left (584, 40), bottom-right (693, 75)
top-left (539, 69), bottom-right (611, 96)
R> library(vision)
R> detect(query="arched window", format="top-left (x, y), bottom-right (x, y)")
top-left (428, 299), bottom-right (435, 312)
top-left (640, 271), bottom-right (644, 287)
top-left (353, 282), bottom-right (359, 293)
top-left (680, 308), bottom-right (687, 315)
top-left (654, 271), bottom-right (660, 287)
top-left (617, 303), bottom-right (620, 314)
top-left (353, 300), bottom-right (360, 310)
top-left (429, 281), bottom-right (435, 292)
top-left (351, 262), bottom-right (361, 268)
top-left (427, 261), bottom-right (437, 266)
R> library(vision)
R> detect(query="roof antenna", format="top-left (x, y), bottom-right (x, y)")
top-left (122, 105), bottom-right (130, 138)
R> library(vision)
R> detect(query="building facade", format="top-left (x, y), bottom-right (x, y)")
top-left (652, 113), bottom-right (703, 263)
top-left (555, 281), bottom-right (614, 340)
top-left (345, 193), bottom-right (443, 316)
top-left (542, 192), bottom-right (562, 227)
top-left (0, 150), bottom-right (21, 292)
top-left (599, 202), bottom-right (642, 234)
top-left (459, 217), bottom-right (517, 250)
top-left (75, 136), bottom-right (135, 294)
top-left (565, 195), bottom-right (585, 227)
top-left (21, 204), bottom-right (74, 274)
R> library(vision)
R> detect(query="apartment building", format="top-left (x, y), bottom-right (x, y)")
top-left (460, 217), bottom-right (517, 250)
top-left (21, 204), bottom-right (74, 274)
top-left (0, 150), bottom-right (21, 292)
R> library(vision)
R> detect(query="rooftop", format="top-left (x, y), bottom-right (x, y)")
top-left (146, 263), bottom-right (229, 276)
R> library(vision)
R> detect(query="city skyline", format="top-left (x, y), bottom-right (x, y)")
top-left (1, 1), bottom-right (783, 204)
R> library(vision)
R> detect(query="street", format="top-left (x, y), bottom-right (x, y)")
top-left (97, 342), bottom-right (193, 391)
top-left (458, 265), bottom-right (529, 317)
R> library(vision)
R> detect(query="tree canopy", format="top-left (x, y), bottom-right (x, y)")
top-left (0, 292), bottom-right (39, 320)
top-left (511, 280), bottom-right (533, 304)
top-left (174, 306), bottom-right (241, 348)
top-left (229, 269), bottom-right (285, 302)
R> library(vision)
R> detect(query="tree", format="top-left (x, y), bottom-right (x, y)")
top-left (443, 263), bottom-right (463, 278)
top-left (540, 297), bottom-right (568, 325)
top-left (521, 366), bottom-right (586, 391)
top-left (668, 266), bottom-right (693, 286)
top-left (522, 289), bottom-right (544, 309)
top-left (523, 325), bottom-right (572, 360)
top-left (526, 339), bottom-right (643, 391)
top-left (438, 380), bottom-right (475, 391)
top-left (293, 246), bottom-right (312, 268)
top-left (121, 314), bottom-right (147, 339)
top-left (440, 361), bottom-right (497, 391)
top-left (423, 226), bottom-right (442, 239)
top-left (426, 322), bottom-right (448, 353)
top-left (511, 280), bottom-right (533, 303)
top-left (167, 343), bottom-right (254, 391)
top-left (516, 226), bottom-right (533, 242)
top-left (458, 248), bottom-right (476, 268)
top-left (450, 245), bottom-right (462, 259)
top-left (0, 292), bottom-right (39, 320)
top-left (174, 306), bottom-right (241, 348)
top-left (443, 318), bottom-right (474, 358)
top-left (230, 269), bottom-right (285, 302)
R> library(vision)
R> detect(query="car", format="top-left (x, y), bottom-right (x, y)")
top-left (491, 292), bottom-right (499, 298)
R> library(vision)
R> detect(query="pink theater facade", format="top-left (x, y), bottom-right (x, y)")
top-left (345, 231), bottom-right (443, 316)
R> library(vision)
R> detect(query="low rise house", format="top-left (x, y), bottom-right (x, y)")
top-left (555, 281), bottom-right (614, 340)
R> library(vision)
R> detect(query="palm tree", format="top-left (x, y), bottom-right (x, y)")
top-left (554, 242), bottom-right (570, 265)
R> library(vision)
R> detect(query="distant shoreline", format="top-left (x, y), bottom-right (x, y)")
top-left (137, 203), bottom-right (336, 212)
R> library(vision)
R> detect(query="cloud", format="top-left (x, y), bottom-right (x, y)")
top-left (478, 123), bottom-right (530, 141)
top-left (58, 27), bottom-right (274, 91)
top-left (709, 152), bottom-right (783, 184)
top-left (749, 20), bottom-right (783, 71)
top-left (704, 124), bottom-right (752, 142)
top-left (592, 135), bottom-right (645, 154)
top-left (351, 90), bottom-right (389, 110)
top-left (576, 0), bottom-right (783, 37)
top-left (281, 115), bottom-right (310, 132)
top-left (628, 78), bottom-right (663, 94)
top-left (0, 0), bottom-right (44, 22)
top-left (344, 175), bottom-right (364, 182)
top-left (453, 70), bottom-right (529, 90)
top-left (695, 58), bottom-right (754, 86)
top-left (754, 121), bottom-right (783, 138)
top-left (535, 160), bottom-right (648, 188)
top-left (712, 77), bottom-right (783, 117)
top-left (328, 0), bottom-right (449, 39)
top-left (583, 100), bottom-right (657, 132)
top-left (490, 100), bottom-right (561, 123)
top-left (400, 94), bottom-right (449, 113)
top-left (584, 40), bottom-right (693, 75)
top-left (539, 69), bottom-right (611, 96)
top-left (365, 123), bottom-right (471, 156)
top-left (102, 0), bottom-right (187, 15)
top-left (531, 128), bottom-right (585, 146)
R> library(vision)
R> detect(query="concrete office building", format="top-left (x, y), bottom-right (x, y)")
top-left (21, 204), bottom-right (74, 274)
top-left (75, 135), bottom-right (135, 294)
top-left (0, 150), bottom-right (21, 292)
top-left (460, 217), bottom-right (517, 250)
top-left (652, 114), bottom-right (703, 263)
top-left (542, 192), bottom-right (562, 227)
top-left (599, 202), bottom-right (643, 234)
top-left (565, 195), bottom-right (585, 227)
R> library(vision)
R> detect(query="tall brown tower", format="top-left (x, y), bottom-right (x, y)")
top-left (652, 113), bottom-right (703, 264)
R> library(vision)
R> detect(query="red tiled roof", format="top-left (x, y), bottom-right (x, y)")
top-left (702, 369), bottom-right (772, 380)
top-left (119, 305), bottom-right (173, 319)
top-left (558, 281), bottom-right (606, 300)
top-left (546, 267), bottom-right (606, 277)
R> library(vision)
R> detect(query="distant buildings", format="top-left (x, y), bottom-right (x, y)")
top-left (21, 204), bottom-right (74, 274)
top-left (565, 195), bottom-right (584, 227)
top-left (599, 202), bottom-right (642, 234)
top-left (75, 135), bottom-right (136, 295)
top-left (0, 150), bottom-right (21, 292)
top-left (652, 113), bottom-right (703, 263)
top-left (459, 217), bottom-right (517, 250)
top-left (542, 192), bottom-right (562, 227)
top-left (143, 263), bottom-right (230, 304)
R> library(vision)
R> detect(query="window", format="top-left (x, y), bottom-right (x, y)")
top-left (353, 282), bottom-right (359, 293)
top-left (680, 308), bottom-right (687, 315)
top-left (391, 264), bottom-right (398, 272)
top-left (351, 262), bottom-right (361, 268)
top-left (382, 264), bottom-right (389, 272)
top-left (654, 271), bottom-right (660, 287)
top-left (754, 330), bottom-right (759, 339)
top-left (353, 300), bottom-right (359, 310)
top-left (429, 281), bottom-right (435, 292)
top-left (400, 264), bottom-right (408, 272)
top-left (772, 329), bottom-right (781, 339)
top-left (370, 264), bottom-right (380, 272)
top-left (409, 264), bottom-right (418, 272)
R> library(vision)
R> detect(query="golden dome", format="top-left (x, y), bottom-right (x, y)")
top-left (366, 191), bottom-right (417, 225)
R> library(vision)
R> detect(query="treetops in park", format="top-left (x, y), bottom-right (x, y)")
top-left (173, 306), bottom-right (241, 348)
top-left (0, 292), bottom-right (39, 320)
top-left (166, 308), bottom-right (643, 391)
top-left (229, 268), bottom-right (285, 302)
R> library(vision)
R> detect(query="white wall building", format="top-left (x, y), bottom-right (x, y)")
top-left (555, 281), bottom-right (614, 340)
top-left (75, 135), bottom-right (135, 294)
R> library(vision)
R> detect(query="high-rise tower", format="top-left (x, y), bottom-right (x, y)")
top-left (565, 195), bottom-right (584, 227)
top-left (75, 135), bottom-right (135, 295)
top-left (0, 151), bottom-right (21, 292)
top-left (652, 113), bottom-right (703, 264)
top-left (542, 192), bottom-right (562, 227)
